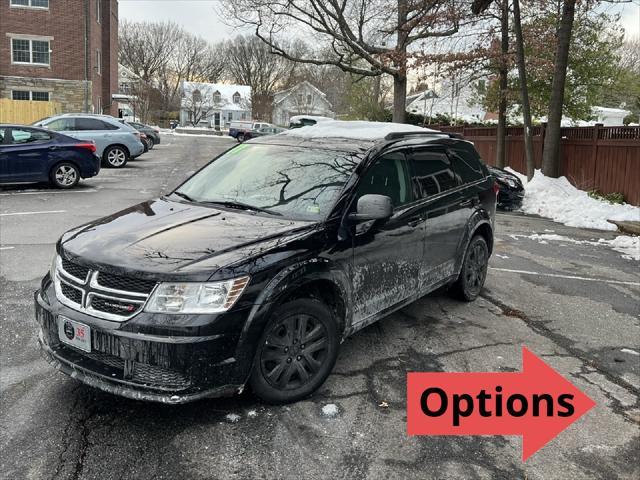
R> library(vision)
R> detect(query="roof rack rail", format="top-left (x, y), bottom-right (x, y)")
top-left (384, 131), bottom-right (464, 140)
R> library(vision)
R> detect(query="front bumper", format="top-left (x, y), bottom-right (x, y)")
top-left (497, 187), bottom-right (524, 210)
top-left (34, 284), bottom-right (250, 403)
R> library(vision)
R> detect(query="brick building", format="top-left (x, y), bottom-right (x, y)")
top-left (0, 0), bottom-right (118, 115)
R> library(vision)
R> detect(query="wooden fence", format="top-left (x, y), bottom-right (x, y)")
top-left (0, 99), bottom-right (61, 125)
top-left (430, 124), bottom-right (640, 206)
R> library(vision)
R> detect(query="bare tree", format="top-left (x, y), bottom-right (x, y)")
top-left (119, 20), bottom-right (181, 82)
top-left (223, 36), bottom-right (298, 96)
top-left (221, 0), bottom-right (464, 123)
top-left (183, 89), bottom-right (214, 127)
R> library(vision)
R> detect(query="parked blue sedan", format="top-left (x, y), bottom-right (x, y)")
top-left (0, 125), bottom-right (101, 189)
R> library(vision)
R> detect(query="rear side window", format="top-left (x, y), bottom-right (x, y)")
top-left (409, 148), bottom-right (460, 198)
top-left (75, 118), bottom-right (117, 131)
top-left (357, 152), bottom-right (412, 208)
top-left (9, 128), bottom-right (51, 144)
top-left (447, 142), bottom-right (485, 183)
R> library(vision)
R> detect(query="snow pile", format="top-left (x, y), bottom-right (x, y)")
top-left (282, 120), bottom-right (439, 141)
top-left (599, 236), bottom-right (640, 261)
top-left (506, 168), bottom-right (640, 231)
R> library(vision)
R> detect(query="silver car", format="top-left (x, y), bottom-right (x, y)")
top-left (33, 114), bottom-right (145, 168)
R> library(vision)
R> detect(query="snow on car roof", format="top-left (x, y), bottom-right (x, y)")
top-left (281, 120), bottom-right (440, 141)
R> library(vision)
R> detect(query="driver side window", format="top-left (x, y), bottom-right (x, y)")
top-left (356, 151), bottom-right (412, 209)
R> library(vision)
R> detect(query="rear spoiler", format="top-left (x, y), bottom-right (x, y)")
top-left (384, 131), bottom-right (464, 140)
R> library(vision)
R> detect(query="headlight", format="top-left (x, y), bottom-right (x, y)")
top-left (144, 277), bottom-right (250, 314)
top-left (505, 178), bottom-right (517, 188)
top-left (50, 253), bottom-right (58, 281)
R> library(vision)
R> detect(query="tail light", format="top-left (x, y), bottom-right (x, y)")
top-left (492, 181), bottom-right (500, 195)
top-left (75, 142), bottom-right (96, 153)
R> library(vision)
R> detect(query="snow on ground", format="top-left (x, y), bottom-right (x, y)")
top-left (504, 168), bottom-right (639, 231)
top-left (282, 120), bottom-right (439, 141)
top-left (321, 403), bottom-right (339, 417)
top-left (225, 413), bottom-right (241, 423)
top-left (510, 233), bottom-right (640, 261)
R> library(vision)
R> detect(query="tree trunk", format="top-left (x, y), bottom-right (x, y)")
top-left (542, 0), bottom-right (576, 177)
top-left (393, 0), bottom-right (408, 123)
top-left (393, 74), bottom-right (407, 123)
top-left (496, 0), bottom-right (509, 169)
top-left (513, 0), bottom-right (535, 179)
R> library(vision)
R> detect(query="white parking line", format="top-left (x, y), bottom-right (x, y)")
top-left (0, 246), bottom-right (15, 251)
top-left (0, 210), bottom-right (66, 217)
top-left (0, 189), bottom-right (97, 196)
top-left (490, 267), bottom-right (640, 287)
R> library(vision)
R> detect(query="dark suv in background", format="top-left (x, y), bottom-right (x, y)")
top-left (35, 123), bottom-right (496, 404)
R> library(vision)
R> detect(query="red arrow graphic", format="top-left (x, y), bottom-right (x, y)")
top-left (407, 346), bottom-right (596, 461)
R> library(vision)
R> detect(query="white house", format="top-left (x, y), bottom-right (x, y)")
top-left (406, 79), bottom-right (488, 123)
top-left (180, 81), bottom-right (251, 128)
top-left (272, 81), bottom-right (334, 126)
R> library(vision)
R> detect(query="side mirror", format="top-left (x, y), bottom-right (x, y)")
top-left (348, 194), bottom-right (393, 222)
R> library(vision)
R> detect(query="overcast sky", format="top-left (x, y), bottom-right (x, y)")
top-left (119, 0), bottom-right (640, 44)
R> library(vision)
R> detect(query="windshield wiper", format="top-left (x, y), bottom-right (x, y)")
top-left (172, 191), bottom-right (195, 202)
top-left (201, 200), bottom-right (282, 216)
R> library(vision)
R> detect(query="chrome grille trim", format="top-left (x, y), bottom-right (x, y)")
top-left (54, 256), bottom-right (156, 322)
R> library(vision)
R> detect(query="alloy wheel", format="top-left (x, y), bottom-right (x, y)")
top-left (260, 314), bottom-right (329, 390)
top-left (464, 241), bottom-right (487, 294)
top-left (107, 148), bottom-right (126, 167)
top-left (55, 165), bottom-right (78, 187)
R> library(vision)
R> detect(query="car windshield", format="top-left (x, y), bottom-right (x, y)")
top-left (175, 144), bottom-right (360, 220)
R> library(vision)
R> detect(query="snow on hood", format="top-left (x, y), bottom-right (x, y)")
top-left (282, 120), bottom-right (440, 141)
top-left (506, 168), bottom-right (640, 231)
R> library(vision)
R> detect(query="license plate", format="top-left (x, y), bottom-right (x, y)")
top-left (57, 316), bottom-right (91, 352)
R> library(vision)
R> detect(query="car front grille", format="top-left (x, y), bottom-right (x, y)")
top-left (55, 256), bottom-right (155, 322)
top-left (96, 271), bottom-right (156, 294)
top-left (61, 258), bottom-right (89, 281)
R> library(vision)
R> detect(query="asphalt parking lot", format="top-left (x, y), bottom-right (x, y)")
top-left (1, 134), bottom-right (638, 480)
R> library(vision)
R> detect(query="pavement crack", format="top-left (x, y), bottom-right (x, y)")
top-left (480, 291), bottom-right (640, 399)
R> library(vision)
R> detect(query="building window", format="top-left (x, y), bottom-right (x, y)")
top-left (297, 94), bottom-right (304, 104)
top-left (232, 92), bottom-right (241, 104)
top-left (96, 0), bottom-right (101, 23)
top-left (96, 49), bottom-right (101, 75)
top-left (213, 91), bottom-right (221, 103)
top-left (12, 90), bottom-right (50, 101)
top-left (307, 94), bottom-right (312, 104)
top-left (31, 91), bottom-right (50, 101)
top-left (10, 0), bottom-right (49, 8)
top-left (11, 38), bottom-right (50, 65)
top-left (227, 112), bottom-right (233, 122)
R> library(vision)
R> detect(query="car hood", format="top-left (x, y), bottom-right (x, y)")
top-left (59, 198), bottom-right (317, 278)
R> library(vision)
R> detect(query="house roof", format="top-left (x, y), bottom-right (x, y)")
top-left (273, 81), bottom-right (332, 108)
top-left (181, 81), bottom-right (251, 111)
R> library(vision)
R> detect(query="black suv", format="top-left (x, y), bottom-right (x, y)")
top-left (35, 128), bottom-right (497, 404)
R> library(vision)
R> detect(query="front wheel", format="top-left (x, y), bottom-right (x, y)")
top-left (237, 133), bottom-right (245, 143)
top-left (103, 146), bottom-right (128, 168)
top-left (450, 235), bottom-right (489, 302)
top-left (50, 162), bottom-right (80, 189)
top-left (249, 299), bottom-right (339, 404)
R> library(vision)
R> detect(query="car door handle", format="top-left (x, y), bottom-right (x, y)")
top-left (49, 146), bottom-right (59, 151)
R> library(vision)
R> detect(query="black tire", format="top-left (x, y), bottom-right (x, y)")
top-left (147, 137), bottom-right (155, 149)
top-left (50, 162), bottom-right (80, 189)
top-left (249, 298), bottom-right (339, 404)
top-left (102, 145), bottom-right (128, 168)
top-left (451, 235), bottom-right (489, 302)
top-left (237, 133), bottom-right (245, 143)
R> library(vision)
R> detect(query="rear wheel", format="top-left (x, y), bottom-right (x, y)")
top-left (147, 137), bottom-right (155, 149)
top-left (451, 235), bottom-right (489, 301)
top-left (50, 162), bottom-right (80, 189)
top-left (237, 133), bottom-right (245, 143)
top-left (103, 145), bottom-right (128, 168)
top-left (249, 299), bottom-right (339, 404)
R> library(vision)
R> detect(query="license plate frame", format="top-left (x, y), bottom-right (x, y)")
top-left (57, 316), bottom-right (91, 353)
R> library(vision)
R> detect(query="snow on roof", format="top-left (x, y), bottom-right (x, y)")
top-left (281, 120), bottom-right (439, 141)
top-left (274, 81), bottom-right (330, 105)
top-left (181, 81), bottom-right (251, 111)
